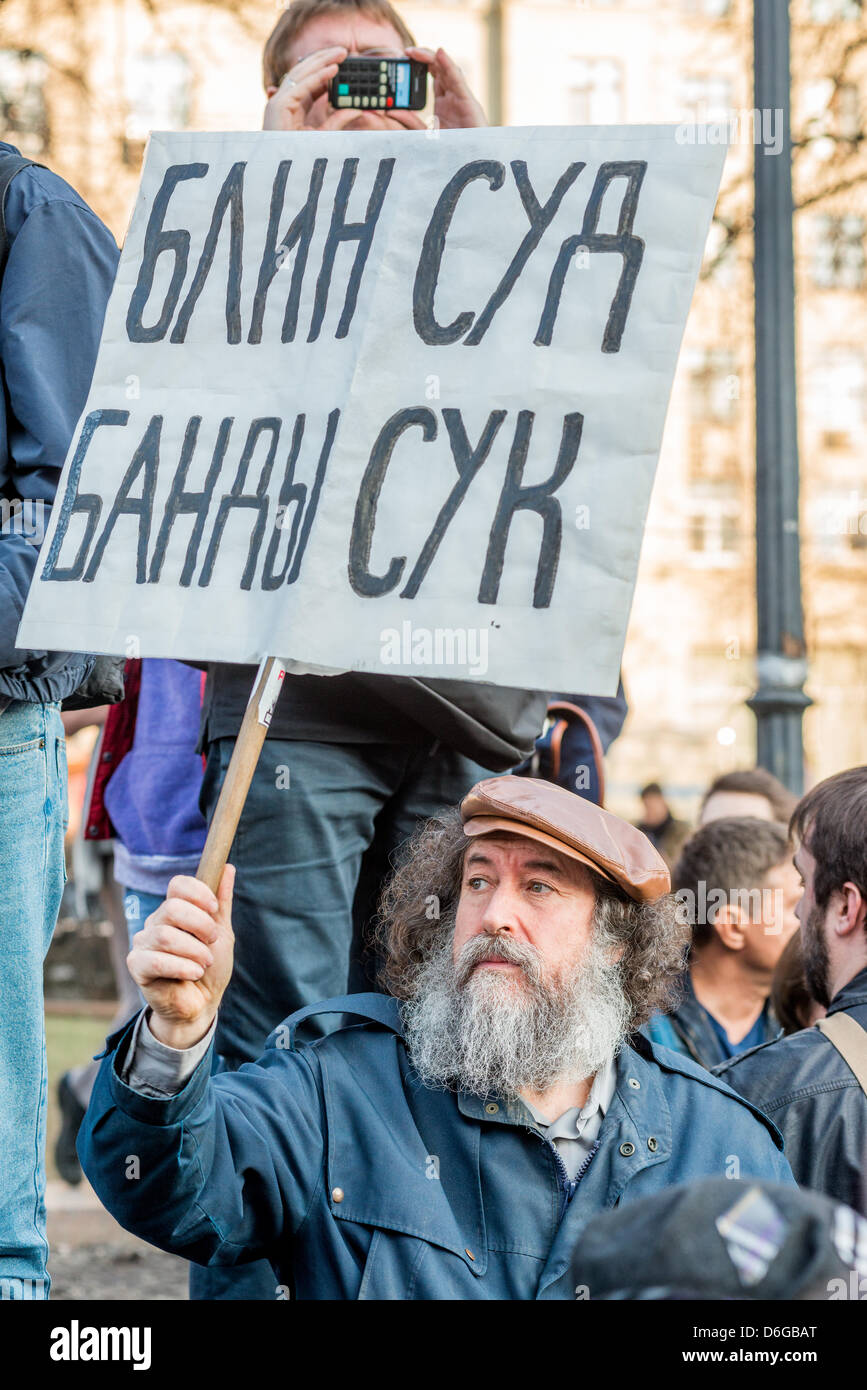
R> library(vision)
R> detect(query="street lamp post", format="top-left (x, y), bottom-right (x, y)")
top-left (746, 0), bottom-right (811, 793)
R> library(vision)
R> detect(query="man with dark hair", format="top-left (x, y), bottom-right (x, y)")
top-left (79, 779), bottom-right (793, 1300)
top-left (700, 766), bottom-right (797, 827)
top-left (644, 818), bottom-right (800, 1069)
top-left (717, 768), bottom-right (867, 1214)
top-left (636, 781), bottom-right (691, 868)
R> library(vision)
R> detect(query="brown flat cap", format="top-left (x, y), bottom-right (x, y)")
top-left (460, 776), bottom-right (671, 903)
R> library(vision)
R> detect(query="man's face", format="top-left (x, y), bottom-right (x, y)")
top-left (641, 792), bottom-right (668, 827)
top-left (452, 834), bottom-right (598, 989)
top-left (700, 791), bottom-right (774, 825)
top-left (280, 14), bottom-right (410, 130)
top-left (743, 859), bottom-right (801, 971)
top-left (794, 842), bottom-right (832, 1005)
top-left (402, 831), bottom-right (630, 1098)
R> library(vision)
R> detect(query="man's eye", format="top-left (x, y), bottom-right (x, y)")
top-left (467, 877), bottom-right (487, 890)
top-left (528, 881), bottom-right (552, 894)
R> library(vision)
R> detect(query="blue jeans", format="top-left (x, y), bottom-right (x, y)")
top-left (121, 889), bottom-right (164, 948)
top-left (0, 701), bottom-right (67, 1299)
top-left (189, 735), bottom-right (489, 1300)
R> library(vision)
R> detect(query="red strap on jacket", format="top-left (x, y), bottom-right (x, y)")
top-left (83, 659), bottom-right (141, 840)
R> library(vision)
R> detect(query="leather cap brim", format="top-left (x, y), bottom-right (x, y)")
top-left (462, 815), bottom-right (619, 888)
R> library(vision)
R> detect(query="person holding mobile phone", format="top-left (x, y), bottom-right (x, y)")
top-left (262, 0), bottom-right (488, 132)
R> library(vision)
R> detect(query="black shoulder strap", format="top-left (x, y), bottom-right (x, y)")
top-left (0, 153), bottom-right (45, 281)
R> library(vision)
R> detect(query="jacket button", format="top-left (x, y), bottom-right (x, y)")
top-left (628, 1077), bottom-right (640, 1089)
top-left (331, 1187), bottom-right (344, 1203)
top-left (465, 1248), bottom-right (475, 1261)
top-left (648, 1136), bottom-right (658, 1152)
top-left (485, 1102), bottom-right (499, 1114)
top-left (619, 1141), bottom-right (635, 1157)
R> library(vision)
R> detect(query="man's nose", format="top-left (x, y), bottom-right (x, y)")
top-left (481, 885), bottom-right (523, 936)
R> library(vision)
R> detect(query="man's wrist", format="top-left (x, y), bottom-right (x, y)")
top-left (146, 1009), bottom-right (218, 1051)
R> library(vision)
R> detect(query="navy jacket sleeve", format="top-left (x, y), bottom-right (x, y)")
top-left (0, 170), bottom-right (118, 683)
top-left (77, 1019), bottom-right (327, 1267)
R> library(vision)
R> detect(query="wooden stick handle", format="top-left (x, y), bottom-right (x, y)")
top-left (196, 657), bottom-right (285, 893)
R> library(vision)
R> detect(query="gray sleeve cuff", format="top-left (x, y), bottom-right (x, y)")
top-left (119, 1008), bottom-right (217, 1098)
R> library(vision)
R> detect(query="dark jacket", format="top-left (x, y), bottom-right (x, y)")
top-left (715, 966), bottom-right (867, 1215)
top-left (0, 144), bottom-right (118, 707)
top-left (79, 993), bottom-right (794, 1300)
top-left (513, 682), bottom-right (629, 804)
top-left (644, 969), bottom-right (778, 1071)
top-left (200, 663), bottom-right (547, 772)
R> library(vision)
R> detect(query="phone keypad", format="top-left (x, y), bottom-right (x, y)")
top-left (335, 59), bottom-right (394, 109)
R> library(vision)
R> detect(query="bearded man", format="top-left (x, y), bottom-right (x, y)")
top-left (717, 767), bottom-right (867, 1215)
top-left (79, 777), bottom-right (793, 1300)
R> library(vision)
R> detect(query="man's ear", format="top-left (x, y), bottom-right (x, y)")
top-left (711, 904), bottom-right (747, 952)
top-left (834, 882), bottom-right (867, 940)
top-left (266, 85), bottom-right (278, 98)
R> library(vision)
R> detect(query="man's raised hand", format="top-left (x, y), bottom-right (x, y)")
top-left (263, 45), bottom-right (359, 131)
top-left (405, 46), bottom-right (488, 129)
top-left (127, 867), bottom-right (235, 1049)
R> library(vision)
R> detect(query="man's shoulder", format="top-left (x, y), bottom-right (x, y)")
top-left (0, 142), bottom-right (107, 236)
top-left (628, 1032), bottom-right (785, 1148)
top-left (267, 993), bottom-right (405, 1057)
top-left (714, 1019), bottom-right (861, 1110)
top-left (716, 1025), bottom-right (824, 1079)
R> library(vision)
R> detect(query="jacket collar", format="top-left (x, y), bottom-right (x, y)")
top-left (827, 964), bottom-right (867, 1015)
top-left (284, 992), bottom-right (404, 1049)
top-left (668, 970), bottom-right (728, 1066)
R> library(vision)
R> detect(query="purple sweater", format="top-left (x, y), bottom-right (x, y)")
top-left (104, 659), bottom-right (207, 895)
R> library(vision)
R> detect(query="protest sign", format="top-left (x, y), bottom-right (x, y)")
top-left (19, 126), bottom-right (725, 694)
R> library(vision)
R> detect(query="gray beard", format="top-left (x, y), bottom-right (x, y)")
top-left (401, 923), bottom-right (631, 1100)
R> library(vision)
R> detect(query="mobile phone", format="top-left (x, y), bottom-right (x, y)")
top-left (329, 56), bottom-right (428, 112)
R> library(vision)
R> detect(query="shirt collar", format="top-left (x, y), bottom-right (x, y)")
top-left (519, 1053), bottom-right (618, 1136)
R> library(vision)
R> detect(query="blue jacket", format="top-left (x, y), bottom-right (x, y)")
top-left (643, 970), bottom-right (779, 1071)
top-left (79, 993), bottom-right (794, 1300)
top-left (0, 143), bottom-right (118, 706)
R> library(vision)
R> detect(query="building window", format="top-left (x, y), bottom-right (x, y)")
top-left (808, 348), bottom-right (866, 441)
top-left (680, 73), bottom-right (733, 124)
top-left (686, 487), bottom-right (741, 564)
top-left (809, 0), bottom-right (862, 20)
top-left (703, 220), bottom-right (738, 286)
top-left (123, 51), bottom-right (190, 165)
top-left (567, 59), bottom-right (622, 125)
top-left (681, 0), bottom-right (731, 15)
top-left (803, 79), bottom-right (861, 156)
top-left (0, 49), bottom-right (48, 156)
top-left (686, 348), bottom-right (739, 423)
top-left (811, 215), bottom-right (866, 289)
top-left (812, 490), bottom-right (867, 554)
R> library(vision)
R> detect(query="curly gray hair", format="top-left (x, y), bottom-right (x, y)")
top-left (373, 807), bottom-right (689, 1028)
